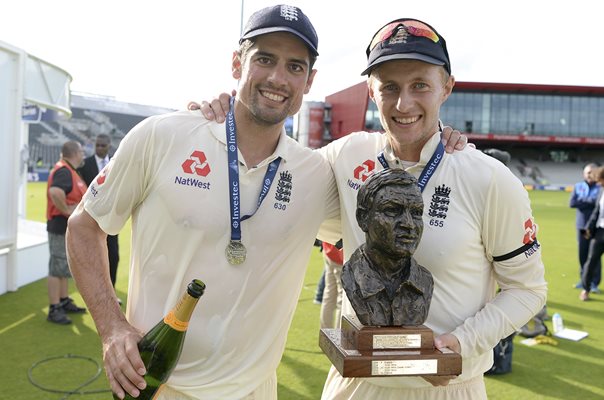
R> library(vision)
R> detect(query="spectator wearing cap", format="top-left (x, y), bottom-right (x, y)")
top-left (314, 18), bottom-right (546, 399)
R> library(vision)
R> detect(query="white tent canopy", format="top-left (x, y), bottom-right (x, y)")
top-left (0, 41), bottom-right (72, 294)
top-left (24, 53), bottom-right (72, 117)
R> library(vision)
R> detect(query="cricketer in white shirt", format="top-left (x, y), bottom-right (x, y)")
top-left (81, 111), bottom-right (340, 399)
top-left (317, 129), bottom-right (547, 399)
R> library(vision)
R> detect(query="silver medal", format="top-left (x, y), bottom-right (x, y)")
top-left (226, 240), bottom-right (247, 265)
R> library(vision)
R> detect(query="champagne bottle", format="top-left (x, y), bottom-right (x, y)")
top-left (115, 279), bottom-right (206, 400)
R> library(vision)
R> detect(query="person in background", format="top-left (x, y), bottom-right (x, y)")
top-left (78, 134), bottom-right (120, 293)
top-left (319, 240), bottom-right (344, 329)
top-left (570, 162), bottom-right (601, 293)
top-left (46, 140), bottom-right (87, 325)
top-left (313, 239), bottom-right (326, 305)
top-left (314, 271), bottom-right (326, 304)
top-left (481, 148), bottom-right (519, 376)
top-left (482, 148), bottom-right (511, 166)
top-left (579, 165), bottom-right (604, 301)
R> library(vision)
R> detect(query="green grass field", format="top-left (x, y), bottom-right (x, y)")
top-left (1, 183), bottom-right (603, 399)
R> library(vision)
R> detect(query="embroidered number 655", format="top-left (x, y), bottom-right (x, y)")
top-left (429, 219), bottom-right (444, 227)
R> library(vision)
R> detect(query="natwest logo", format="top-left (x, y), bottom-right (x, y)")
top-left (96, 169), bottom-right (107, 185)
top-left (523, 218), bottom-right (537, 244)
top-left (182, 151), bottom-right (211, 177)
top-left (353, 160), bottom-right (375, 182)
top-left (347, 160), bottom-right (376, 191)
top-left (95, 163), bottom-right (111, 186)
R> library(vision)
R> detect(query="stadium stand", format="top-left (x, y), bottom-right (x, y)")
top-left (28, 93), bottom-right (175, 171)
top-left (478, 145), bottom-right (604, 188)
top-left (508, 159), bottom-right (580, 187)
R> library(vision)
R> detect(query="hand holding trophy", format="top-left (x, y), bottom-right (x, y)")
top-left (320, 169), bottom-right (461, 377)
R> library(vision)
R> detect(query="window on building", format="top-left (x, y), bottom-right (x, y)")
top-left (365, 102), bottom-right (383, 131)
top-left (465, 120), bottom-right (473, 133)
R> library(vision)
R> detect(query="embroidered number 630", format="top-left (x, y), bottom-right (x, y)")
top-left (274, 202), bottom-right (287, 211)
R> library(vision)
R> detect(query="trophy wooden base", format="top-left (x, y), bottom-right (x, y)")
top-left (319, 315), bottom-right (462, 377)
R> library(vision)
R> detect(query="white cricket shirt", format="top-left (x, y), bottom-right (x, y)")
top-left (83, 111), bottom-right (339, 399)
top-left (318, 130), bottom-right (547, 395)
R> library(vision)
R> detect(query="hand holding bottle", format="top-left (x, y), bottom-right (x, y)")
top-left (101, 318), bottom-right (147, 399)
top-left (109, 279), bottom-right (206, 400)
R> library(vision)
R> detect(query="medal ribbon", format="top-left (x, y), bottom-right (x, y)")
top-left (226, 97), bottom-right (281, 242)
top-left (377, 131), bottom-right (445, 193)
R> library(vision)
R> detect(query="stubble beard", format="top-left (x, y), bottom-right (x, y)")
top-left (248, 92), bottom-right (291, 127)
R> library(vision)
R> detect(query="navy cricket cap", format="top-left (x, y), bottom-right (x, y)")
top-left (362, 18), bottom-right (450, 76)
top-left (240, 4), bottom-right (319, 56)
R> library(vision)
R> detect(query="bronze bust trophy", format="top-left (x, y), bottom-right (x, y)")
top-left (320, 169), bottom-right (461, 377)
top-left (343, 168), bottom-right (433, 326)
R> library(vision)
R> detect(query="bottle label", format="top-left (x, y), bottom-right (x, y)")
top-left (151, 384), bottom-right (165, 399)
top-left (164, 310), bottom-right (189, 332)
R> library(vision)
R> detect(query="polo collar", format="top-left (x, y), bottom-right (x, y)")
top-left (209, 120), bottom-right (290, 167)
top-left (381, 122), bottom-right (444, 171)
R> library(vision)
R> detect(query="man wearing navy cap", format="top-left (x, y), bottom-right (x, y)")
top-left (68, 5), bottom-right (341, 400)
top-left (317, 18), bottom-right (547, 400)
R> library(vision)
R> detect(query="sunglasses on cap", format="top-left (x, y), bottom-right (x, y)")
top-left (367, 19), bottom-right (440, 56)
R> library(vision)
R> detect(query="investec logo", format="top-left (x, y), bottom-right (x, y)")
top-left (348, 160), bottom-right (375, 190)
top-left (176, 150), bottom-right (211, 190)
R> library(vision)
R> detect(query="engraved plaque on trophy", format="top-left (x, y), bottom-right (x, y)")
top-left (320, 314), bottom-right (461, 377)
top-left (319, 169), bottom-right (462, 377)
